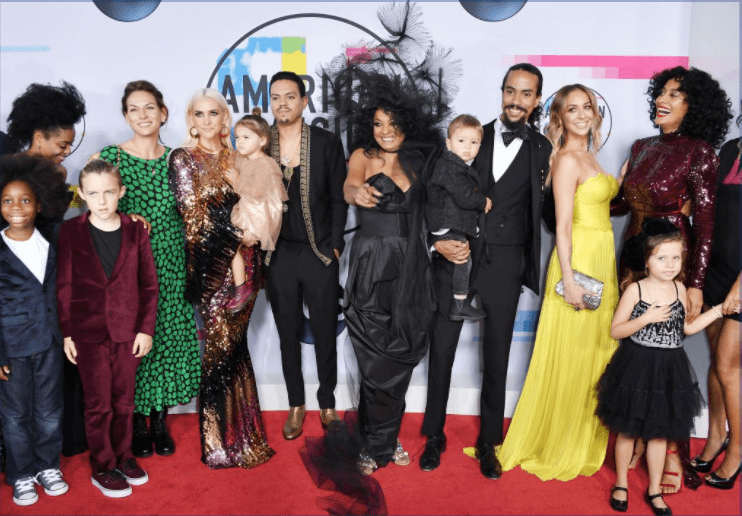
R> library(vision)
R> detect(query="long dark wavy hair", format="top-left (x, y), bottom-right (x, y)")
top-left (6, 82), bottom-right (86, 149)
top-left (647, 66), bottom-right (732, 148)
top-left (0, 154), bottom-right (71, 240)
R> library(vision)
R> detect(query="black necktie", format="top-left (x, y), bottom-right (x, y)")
top-left (502, 126), bottom-right (530, 147)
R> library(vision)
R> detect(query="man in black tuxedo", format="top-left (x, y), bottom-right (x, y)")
top-left (264, 72), bottom-right (348, 440)
top-left (420, 63), bottom-right (552, 479)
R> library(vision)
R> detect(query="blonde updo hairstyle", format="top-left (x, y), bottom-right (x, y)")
top-left (182, 88), bottom-right (233, 149)
top-left (544, 84), bottom-right (602, 185)
top-left (234, 107), bottom-right (271, 153)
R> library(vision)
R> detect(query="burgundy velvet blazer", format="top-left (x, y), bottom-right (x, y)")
top-left (57, 212), bottom-right (158, 343)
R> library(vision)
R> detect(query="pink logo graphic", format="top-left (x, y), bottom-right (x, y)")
top-left (504, 55), bottom-right (689, 79)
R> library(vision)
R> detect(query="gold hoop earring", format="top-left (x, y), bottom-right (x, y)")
top-left (220, 126), bottom-right (230, 138)
top-left (189, 126), bottom-right (198, 138)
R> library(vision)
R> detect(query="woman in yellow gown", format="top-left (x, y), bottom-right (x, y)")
top-left (497, 84), bottom-right (623, 481)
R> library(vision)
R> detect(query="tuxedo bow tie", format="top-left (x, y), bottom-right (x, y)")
top-left (501, 126), bottom-right (530, 147)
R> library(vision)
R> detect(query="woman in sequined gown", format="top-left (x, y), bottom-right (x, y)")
top-left (498, 85), bottom-right (620, 481)
top-left (168, 88), bottom-right (274, 469)
top-left (97, 81), bottom-right (200, 458)
top-left (611, 66), bottom-right (732, 492)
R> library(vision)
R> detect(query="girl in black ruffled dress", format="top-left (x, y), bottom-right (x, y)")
top-left (596, 218), bottom-right (739, 516)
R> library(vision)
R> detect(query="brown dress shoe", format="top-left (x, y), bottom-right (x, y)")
top-left (319, 408), bottom-right (341, 428)
top-left (282, 405), bottom-right (306, 440)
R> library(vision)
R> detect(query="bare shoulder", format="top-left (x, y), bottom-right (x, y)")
top-left (349, 147), bottom-right (368, 164)
top-left (622, 281), bottom-right (641, 303)
top-left (675, 280), bottom-right (688, 298)
top-left (552, 151), bottom-right (583, 181)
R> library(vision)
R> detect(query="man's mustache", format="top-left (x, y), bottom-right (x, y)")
top-left (504, 104), bottom-right (527, 113)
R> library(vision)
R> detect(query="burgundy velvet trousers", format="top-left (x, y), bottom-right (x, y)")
top-left (75, 337), bottom-right (140, 473)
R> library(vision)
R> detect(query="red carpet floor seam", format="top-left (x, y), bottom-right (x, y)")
top-left (1, 411), bottom-right (738, 515)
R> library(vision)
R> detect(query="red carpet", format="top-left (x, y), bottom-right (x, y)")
top-left (1, 412), bottom-right (738, 515)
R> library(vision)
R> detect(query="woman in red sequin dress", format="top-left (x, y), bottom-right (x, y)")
top-left (612, 66), bottom-right (733, 494)
top-left (168, 88), bottom-right (274, 469)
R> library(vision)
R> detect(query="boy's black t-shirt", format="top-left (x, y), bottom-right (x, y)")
top-left (89, 222), bottom-right (121, 279)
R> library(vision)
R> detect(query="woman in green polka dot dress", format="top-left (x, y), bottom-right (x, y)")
top-left (96, 81), bottom-right (200, 458)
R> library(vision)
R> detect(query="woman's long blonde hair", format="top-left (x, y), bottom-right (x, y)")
top-left (545, 84), bottom-right (602, 185)
top-left (181, 88), bottom-right (233, 149)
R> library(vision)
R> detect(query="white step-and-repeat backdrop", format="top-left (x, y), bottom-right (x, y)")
top-left (1, 1), bottom-right (738, 434)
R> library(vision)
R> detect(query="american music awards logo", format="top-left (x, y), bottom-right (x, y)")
top-left (207, 14), bottom-right (408, 138)
top-left (541, 88), bottom-right (613, 149)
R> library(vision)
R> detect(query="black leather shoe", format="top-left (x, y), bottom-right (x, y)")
top-left (645, 490), bottom-right (672, 516)
top-left (690, 434), bottom-right (730, 473)
top-left (475, 443), bottom-right (502, 480)
top-left (609, 486), bottom-right (628, 512)
top-left (419, 434), bottom-right (447, 472)
top-left (132, 413), bottom-right (153, 458)
top-left (150, 408), bottom-right (175, 456)
top-left (704, 462), bottom-right (742, 490)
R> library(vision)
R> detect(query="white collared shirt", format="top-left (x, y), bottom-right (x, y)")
top-left (492, 118), bottom-right (524, 182)
top-left (2, 228), bottom-right (49, 283)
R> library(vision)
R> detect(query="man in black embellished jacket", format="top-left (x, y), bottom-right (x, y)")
top-left (264, 71), bottom-right (348, 441)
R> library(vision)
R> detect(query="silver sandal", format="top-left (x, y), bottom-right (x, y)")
top-left (356, 450), bottom-right (378, 475)
top-left (391, 439), bottom-right (410, 466)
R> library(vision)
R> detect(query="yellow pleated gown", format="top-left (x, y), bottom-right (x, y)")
top-left (498, 173), bottom-right (620, 481)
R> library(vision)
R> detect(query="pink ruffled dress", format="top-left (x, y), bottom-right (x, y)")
top-left (230, 153), bottom-right (288, 251)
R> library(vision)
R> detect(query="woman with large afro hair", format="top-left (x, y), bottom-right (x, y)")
top-left (5, 81), bottom-right (86, 175)
top-left (612, 66), bottom-right (733, 495)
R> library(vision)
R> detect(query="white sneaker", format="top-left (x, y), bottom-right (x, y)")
top-left (13, 476), bottom-right (39, 506)
top-left (35, 468), bottom-right (69, 496)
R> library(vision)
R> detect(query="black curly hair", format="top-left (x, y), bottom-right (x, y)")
top-left (6, 82), bottom-right (86, 149)
top-left (347, 72), bottom-right (444, 156)
top-left (647, 66), bottom-right (732, 148)
top-left (0, 154), bottom-right (71, 237)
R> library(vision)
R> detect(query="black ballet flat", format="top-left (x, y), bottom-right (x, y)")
top-left (690, 434), bottom-right (730, 473)
top-left (645, 490), bottom-right (672, 516)
top-left (609, 486), bottom-right (628, 512)
top-left (704, 462), bottom-right (742, 490)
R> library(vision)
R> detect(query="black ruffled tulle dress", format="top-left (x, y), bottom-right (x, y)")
top-left (596, 282), bottom-right (704, 441)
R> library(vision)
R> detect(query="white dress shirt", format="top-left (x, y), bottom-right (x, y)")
top-left (492, 118), bottom-right (524, 182)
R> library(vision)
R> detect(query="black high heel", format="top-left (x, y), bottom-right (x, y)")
top-left (645, 490), bottom-right (672, 516)
top-left (704, 462), bottom-right (742, 490)
top-left (609, 486), bottom-right (628, 512)
top-left (690, 434), bottom-right (730, 473)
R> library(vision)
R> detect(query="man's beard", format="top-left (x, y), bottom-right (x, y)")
top-left (500, 107), bottom-right (529, 131)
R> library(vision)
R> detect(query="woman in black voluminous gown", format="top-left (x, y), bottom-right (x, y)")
top-left (343, 95), bottom-right (437, 474)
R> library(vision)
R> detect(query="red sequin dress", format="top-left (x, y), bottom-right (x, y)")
top-left (612, 132), bottom-right (719, 289)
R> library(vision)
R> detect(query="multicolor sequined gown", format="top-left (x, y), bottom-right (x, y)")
top-left (498, 173), bottom-right (620, 481)
top-left (169, 146), bottom-right (274, 469)
top-left (612, 132), bottom-right (718, 289)
top-left (99, 145), bottom-right (200, 414)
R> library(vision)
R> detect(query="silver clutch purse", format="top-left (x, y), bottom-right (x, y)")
top-left (555, 270), bottom-right (603, 310)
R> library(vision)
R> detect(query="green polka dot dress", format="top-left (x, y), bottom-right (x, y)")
top-left (99, 145), bottom-right (201, 413)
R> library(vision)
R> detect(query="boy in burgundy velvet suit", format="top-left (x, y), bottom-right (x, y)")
top-left (57, 160), bottom-right (158, 498)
